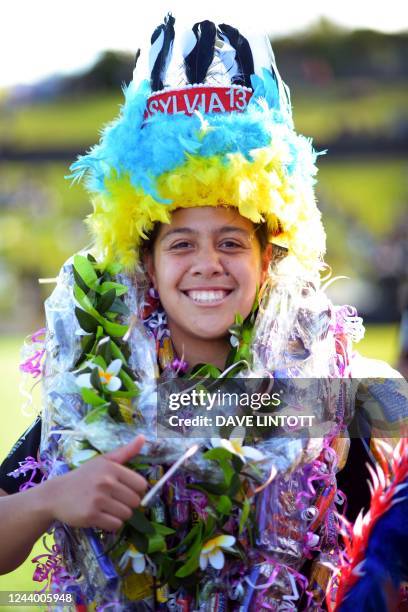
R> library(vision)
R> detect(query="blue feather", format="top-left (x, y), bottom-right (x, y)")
top-left (68, 76), bottom-right (316, 204)
top-left (249, 73), bottom-right (266, 101)
top-left (261, 67), bottom-right (280, 110)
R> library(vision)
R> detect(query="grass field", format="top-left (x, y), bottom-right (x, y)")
top-left (1, 155), bottom-right (406, 288)
top-left (2, 85), bottom-right (407, 148)
top-left (318, 157), bottom-right (408, 236)
top-left (292, 84), bottom-right (408, 141)
top-left (1, 92), bottom-right (122, 149)
top-left (2, 156), bottom-right (406, 236)
top-left (0, 325), bottom-right (402, 599)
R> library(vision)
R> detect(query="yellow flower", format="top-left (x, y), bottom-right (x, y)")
top-left (211, 426), bottom-right (264, 463)
top-left (75, 359), bottom-right (122, 392)
top-left (199, 535), bottom-right (236, 570)
top-left (119, 544), bottom-right (146, 574)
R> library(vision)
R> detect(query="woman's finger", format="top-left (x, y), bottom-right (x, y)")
top-left (100, 498), bottom-right (134, 522)
top-left (94, 512), bottom-right (124, 533)
top-left (110, 480), bottom-right (141, 509)
top-left (114, 463), bottom-right (148, 494)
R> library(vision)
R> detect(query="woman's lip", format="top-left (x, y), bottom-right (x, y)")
top-left (179, 288), bottom-right (235, 291)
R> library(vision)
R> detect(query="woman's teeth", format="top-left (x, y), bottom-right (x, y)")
top-left (186, 290), bottom-right (229, 303)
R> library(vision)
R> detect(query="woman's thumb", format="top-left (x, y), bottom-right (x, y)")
top-left (104, 434), bottom-right (145, 465)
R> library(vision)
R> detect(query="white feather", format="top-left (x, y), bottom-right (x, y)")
top-left (218, 34), bottom-right (239, 78)
top-left (376, 464), bottom-right (386, 490)
top-left (373, 438), bottom-right (393, 458)
top-left (149, 29), bottom-right (164, 74)
top-left (353, 509), bottom-right (365, 537)
top-left (366, 462), bottom-right (380, 491)
top-left (394, 437), bottom-right (405, 462)
top-left (181, 29), bottom-right (197, 59)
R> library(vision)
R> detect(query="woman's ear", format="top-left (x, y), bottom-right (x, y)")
top-left (143, 251), bottom-right (157, 288)
top-left (260, 243), bottom-right (273, 285)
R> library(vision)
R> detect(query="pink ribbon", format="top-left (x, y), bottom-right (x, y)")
top-left (31, 537), bottom-right (74, 593)
top-left (20, 348), bottom-right (45, 378)
top-left (7, 456), bottom-right (46, 492)
top-left (20, 328), bottom-right (46, 378)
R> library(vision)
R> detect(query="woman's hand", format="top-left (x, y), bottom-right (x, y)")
top-left (45, 435), bottom-right (147, 531)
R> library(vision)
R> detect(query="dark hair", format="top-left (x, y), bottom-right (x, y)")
top-left (142, 223), bottom-right (162, 255)
top-left (254, 222), bottom-right (270, 251)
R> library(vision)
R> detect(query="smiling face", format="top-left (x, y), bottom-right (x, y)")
top-left (144, 207), bottom-right (272, 366)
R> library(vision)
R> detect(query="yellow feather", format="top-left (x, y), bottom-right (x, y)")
top-left (86, 149), bottom-right (325, 273)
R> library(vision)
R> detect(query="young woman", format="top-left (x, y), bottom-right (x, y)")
top-left (0, 208), bottom-right (269, 575)
top-left (1, 14), bottom-right (407, 611)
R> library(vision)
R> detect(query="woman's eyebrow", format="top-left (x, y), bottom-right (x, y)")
top-left (160, 225), bottom-right (251, 242)
top-left (159, 227), bottom-right (196, 242)
top-left (218, 226), bottom-right (251, 236)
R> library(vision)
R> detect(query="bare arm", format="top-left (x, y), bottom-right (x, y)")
top-left (0, 435), bottom-right (147, 575)
top-left (0, 483), bottom-right (56, 574)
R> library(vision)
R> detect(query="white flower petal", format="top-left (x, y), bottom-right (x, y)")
top-left (107, 376), bottom-right (122, 392)
top-left (107, 359), bottom-right (122, 376)
top-left (210, 437), bottom-right (223, 448)
top-left (209, 548), bottom-right (225, 570)
top-left (217, 535), bottom-right (236, 549)
top-left (219, 440), bottom-right (240, 456)
top-left (75, 373), bottom-right (92, 388)
top-left (242, 446), bottom-right (265, 461)
top-left (84, 361), bottom-right (97, 369)
top-left (132, 555), bottom-right (146, 574)
top-left (118, 551), bottom-right (130, 570)
top-left (199, 553), bottom-right (208, 570)
top-left (230, 426), bottom-right (245, 445)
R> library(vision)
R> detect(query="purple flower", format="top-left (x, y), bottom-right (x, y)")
top-left (171, 358), bottom-right (188, 374)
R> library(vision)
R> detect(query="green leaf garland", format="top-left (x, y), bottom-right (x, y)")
top-left (69, 254), bottom-right (261, 595)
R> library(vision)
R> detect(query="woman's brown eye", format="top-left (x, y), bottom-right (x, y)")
top-left (171, 241), bottom-right (191, 249)
top-left (221, 241), bottom-right (240, 248)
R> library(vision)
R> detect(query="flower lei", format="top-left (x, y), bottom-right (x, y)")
top-left (21, 253), bottom-right (371, 608)
top-left (67, 254), bottom-right (269, 603)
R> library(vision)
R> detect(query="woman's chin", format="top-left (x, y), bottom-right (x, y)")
top-left (189, 326), bottom-right (231, 341)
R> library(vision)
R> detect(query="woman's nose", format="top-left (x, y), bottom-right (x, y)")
top-left (190, 247), bottom-right (225, 277)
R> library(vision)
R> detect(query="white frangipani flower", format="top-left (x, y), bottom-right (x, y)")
top-left (75, 359), bottom-right (122, 392)
top-left (199, 535), bottom-right (236, 570)
top-left (211, 426), bottom-right (264, 463)
top-left (118, 544), bottom-right (146, 574)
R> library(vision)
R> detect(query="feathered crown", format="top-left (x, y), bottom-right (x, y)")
top-left (70, 13), bottom-right (325, 273)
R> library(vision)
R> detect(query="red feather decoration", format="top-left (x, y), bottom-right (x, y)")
top-left (328, 437), bottom-right (408, 610)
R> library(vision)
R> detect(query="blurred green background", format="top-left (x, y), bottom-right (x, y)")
top-left (1, 21), bottom-right (407, 334)
top-left (0, 18), bottom-right (407, 598)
